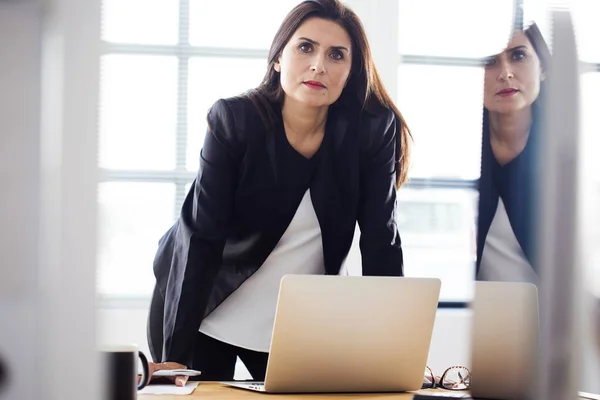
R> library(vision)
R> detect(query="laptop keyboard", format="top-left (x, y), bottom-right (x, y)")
top-left (245, 382), bottom-right (265, 390)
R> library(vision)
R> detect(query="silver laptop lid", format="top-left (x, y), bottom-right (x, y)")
top-left (264, 275), bottom-right (441, 393)
top-left (470, 281), bottom-right (539, 400)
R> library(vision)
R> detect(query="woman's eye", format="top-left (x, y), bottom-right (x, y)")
top-left (512, 49), bottom-right (526, 61)
top-left (330, 50), bottom-right (344, 60)
top-left (484, 56), bottom-right (496, 67)
top-left (299, 42), bottom-right (313, 53)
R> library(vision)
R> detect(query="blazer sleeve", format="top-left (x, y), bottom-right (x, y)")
top-left (160, 99), bottom-right (241, 365)
top-left (357, 109), bottom-right (404, 276)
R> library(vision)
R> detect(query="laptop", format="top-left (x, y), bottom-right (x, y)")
top-left (223, 274), bottom-right (441, 393)
top-left (469, 281), bottom-right (539, 400)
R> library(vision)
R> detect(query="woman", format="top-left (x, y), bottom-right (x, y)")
top-left (147, 0), bottom-right (412, 385)
top-left (476, 23), bottom-right (551, 283)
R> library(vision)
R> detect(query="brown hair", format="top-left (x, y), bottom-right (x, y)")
top-left (249, 0), bottom-right (411, 189)
top-left (524, 22), bottom-right (551, 118)
top-left (523, 22), bottom-right (551, 74)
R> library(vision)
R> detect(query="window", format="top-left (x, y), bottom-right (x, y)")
top-left (97, 182), bottom-right (175, 295)
top-left (398, 188), bottom-right (478, 302)
top-left (397, 0), bottom-right (514, 58)
top-left (395, 0), bottom-right (517, 302)
top-left (186, 57), bottom-right (266, 170)
top-left (397, 64), bottom-right (483, 180)
top-left (394, 0), bottom-right (600, 302)
top-left (102, 0), bottom-right (179, 45)
top-left (572, 0), bottom-right (600, 62)
top-left (99, 0), bottom-right (600, 303)
top-left (523, 0), bottom-right (600, 297)
top-left (188, 0), bottom-right (297, 48)
top-left (98, 0), bottom-right (301, 297)
top-left (97, 0), bottom-right (508, 301)
top-left (99, 55), bottom-right (178, 170)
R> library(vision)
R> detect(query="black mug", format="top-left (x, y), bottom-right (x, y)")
top-left (102, 345), bottom-right (150, 400)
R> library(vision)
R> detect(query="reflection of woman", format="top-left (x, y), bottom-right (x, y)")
top-left (476, 23), bottom-right (551, 283)
top-left (147, 0), bottom-right (412, 385)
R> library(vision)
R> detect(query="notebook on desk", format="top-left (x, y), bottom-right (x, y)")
top-left (222, 275), bottom-right (441, 394)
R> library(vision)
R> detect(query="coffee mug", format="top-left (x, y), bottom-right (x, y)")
top-left (101, 345), bottom-right (149, 400)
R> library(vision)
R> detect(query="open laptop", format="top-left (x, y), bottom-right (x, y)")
top-left (469, 281), bottom-right (539, 400)
top-left (223, 274), bottom-right (441, 393)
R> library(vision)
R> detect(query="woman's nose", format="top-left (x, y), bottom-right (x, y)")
top-left (497, 61), bottom-right (514, 81)
top-left (310, 54), bottom-right (326, 74)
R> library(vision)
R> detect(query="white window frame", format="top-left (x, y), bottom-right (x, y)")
top-left (99, 0), bottom-right (600, 304)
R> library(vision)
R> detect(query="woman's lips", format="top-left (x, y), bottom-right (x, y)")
top-left (497, 88), bottom-right (519, 97)
top-left (303, 81), bottom-right (325, 90)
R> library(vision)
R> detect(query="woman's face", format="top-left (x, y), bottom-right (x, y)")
top-left (274, 17), bottom-right (352, 109)
top-left (483, 32), bottom-right (544, 114)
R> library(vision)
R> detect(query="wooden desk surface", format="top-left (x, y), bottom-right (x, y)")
top-left (138, 383), bottom-right (457, 399)
top-left (138, 382), bottom-right (595, 399)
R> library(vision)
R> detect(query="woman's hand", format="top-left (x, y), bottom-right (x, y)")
top-left (148, 361), bottom-right (189, 387)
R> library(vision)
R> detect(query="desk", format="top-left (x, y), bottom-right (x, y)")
top-left (138, 383), bottom-right (595, 399)
top-left (138, 383), bottom-right (460, 399)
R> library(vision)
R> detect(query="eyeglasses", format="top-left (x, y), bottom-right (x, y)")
top-left (422, 365), bottom-right (471, 390)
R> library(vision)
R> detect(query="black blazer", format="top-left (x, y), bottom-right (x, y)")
top-left (476, 109), bottom-right (539, 275)
top-left (152, 95), bottom-right (404, 365)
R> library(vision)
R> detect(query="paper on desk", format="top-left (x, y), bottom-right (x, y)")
top-left (138, 381), bottom-right (200, 395)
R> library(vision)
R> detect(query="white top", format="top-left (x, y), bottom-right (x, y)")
top-left (199, 189), bottom-right (325, 352)
top-left (478, 198), bottom-right (538, 284)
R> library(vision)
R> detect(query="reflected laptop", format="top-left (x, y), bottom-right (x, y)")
top-left (469, 281), bottom-right (539, 400)
top-left (222, 275), bottom-right (441, 393)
